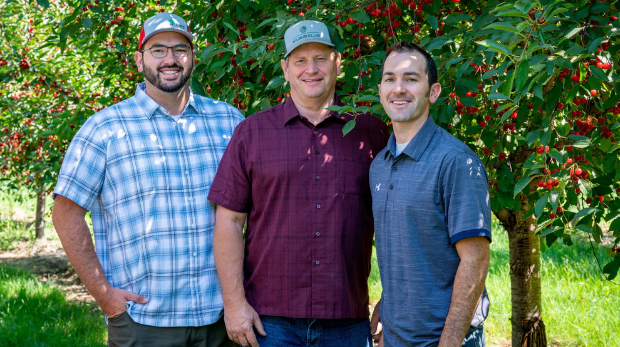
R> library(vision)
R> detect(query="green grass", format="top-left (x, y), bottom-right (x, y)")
top-left (368, 221), bottom-right (620, 346)
top-left (0, 265), bottom-right (106, 347)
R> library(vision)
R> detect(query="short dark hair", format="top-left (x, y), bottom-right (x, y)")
top-left (381, 41), bottom-right (437, 87)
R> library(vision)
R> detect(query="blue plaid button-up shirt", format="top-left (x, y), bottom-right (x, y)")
top-left (53, 83), bottom-right (244, 327)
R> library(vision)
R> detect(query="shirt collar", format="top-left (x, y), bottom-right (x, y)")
top-left (384, 116), bottom-right (439, 161)
top-left (282, 94), bottom-right (353, 127)
top-left (134, 82), bottom-right (198, 119)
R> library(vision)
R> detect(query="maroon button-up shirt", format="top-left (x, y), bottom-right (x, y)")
top-left (208, 96), bottom-right (389, 319)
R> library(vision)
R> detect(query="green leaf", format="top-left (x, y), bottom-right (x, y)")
top-left (223, 22), bottom-right (240, 35)
top-left (465, 126), bottom-right (482, 135)
top-left (549, 190), bottom-right (560, 211)
top-left (356, 95), bottom-right (380, 102)
top-left (496, 10), bottom-right (529, 18)
top-left (476, 40), bottom-right (513, 56)
top-left (603, 258), bottom-right (620, 280)
top-left (425, 15), bottom-right (438, 31)
top-left (548, 149), bottom-right (563, 165)
top-left (488, 93), bottom-right (509, 100)
top-left (425, 36), bottom-right (450, 52)
top-left (590, 66), bottom-right (609, 82)
top-left (349, 11), bottom-right (371, 24)
top-left (457, 61), bottom-right (470, 79)
top-left (342, 119), bottom-right (356, 136)
top-left (525, 129), bottom-right (542, 147)
top-left (575, 224), bottom-right (593, 234)
top-left (90, 7), bottom-right (104, 14)
top-left (190, 78), bottom-right (205, 96)
top-left (568, 135), bottom-right (592, 148)
top-left (265, 77), bottom-right (286, 91)
top-left (603, 91), bottom-right (620, 109)
top-left (514, 177), bottom-right (533, 197)
top-left (564, 27), bottom-right (583, 39)
top-left (483, 22), bottom-right (521, 35)
top-left (535, 193), bottom-right (549, 219)
top-left (447, 57), bottom-right (466, 68)
top-left (515, 60), bottom-right (529, 91)
top-left (36, 0), bottom-right (49, 8)
top-left (503, 72), bottom-right (515, 97)
top-left (588, 37), bottom-right (605, 54)
top-left (82, 18), bottom-right (93, 30)
top-left (574, 208), bottom-right (599, 220)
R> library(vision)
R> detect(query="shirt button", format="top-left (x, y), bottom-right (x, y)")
top-left (316, 232), bottom-right (320, 237)
top-left (392, 167), bottom-right (398, 172)
top-left (185, 171), bottom-right (189, 175)
top-left (389, 184), bottom-right (394, 190)
top-left (314, 127), bottom-right (318, 132)
top-left (315, 260), bottom-right (320, 265)
top-left (192, 252), bottom-right (197, 257)
top-left (315, 150), bottom-right (320, 154)
top-left (315, 175), bottom-right (320, 180)
top-left (316, 204), bottom-right (321, 209)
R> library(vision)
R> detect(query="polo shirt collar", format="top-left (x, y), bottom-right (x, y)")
top-left (134, 82), bottom-right (199, 119)
top-left (384, 115), bottom-right (439, 161)
top-left (282, 94), bottom-right (353, 127)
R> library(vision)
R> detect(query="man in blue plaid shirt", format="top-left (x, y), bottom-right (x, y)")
top-left (52, 13), bottom-right (242, 346)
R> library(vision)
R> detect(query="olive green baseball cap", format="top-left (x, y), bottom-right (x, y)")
top-left (284, 20), bottom-right (335, 58)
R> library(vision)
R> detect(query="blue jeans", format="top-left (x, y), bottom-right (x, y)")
top-left (253, 315), bottom-right (372, 347)
top-left (462, 324), bottom-right (485, 347)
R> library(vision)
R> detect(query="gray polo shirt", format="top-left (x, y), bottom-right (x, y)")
top-left (370, 116), bottom-right (491, 347)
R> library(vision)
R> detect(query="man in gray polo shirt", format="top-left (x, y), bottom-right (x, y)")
top-left (369, 41), bottom-right (491, 347)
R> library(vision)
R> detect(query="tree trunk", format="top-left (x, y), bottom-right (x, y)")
top-left (496, 199), bottom-right (547, 347)
top-left (35, 183), bottom-right (46, 240)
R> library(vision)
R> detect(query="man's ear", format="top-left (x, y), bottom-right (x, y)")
top-left (429, 82), bottom-right (442, 104)
top-left (281, 59), bottom-right (289, 82)
top-left (134, 51), bottom-right (143, 72)
top-left (335, 52), bottom-right (342, 76)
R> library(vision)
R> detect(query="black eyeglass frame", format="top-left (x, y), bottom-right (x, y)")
top-left (140, 44), bottom-right (193, 58)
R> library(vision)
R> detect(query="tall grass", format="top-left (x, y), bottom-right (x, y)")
top-left (368, 220), bottom-right (620, 346)
top-left (0, 265), bottom-right (107, 347)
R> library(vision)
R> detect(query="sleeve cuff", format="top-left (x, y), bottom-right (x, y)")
top-left (450, 229), bottom-right (492, 244)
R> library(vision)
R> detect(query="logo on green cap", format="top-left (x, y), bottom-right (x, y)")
top-left (300, 26), bottom-right (307, 33)
top-left (169, 19), bottom-right (176, 26)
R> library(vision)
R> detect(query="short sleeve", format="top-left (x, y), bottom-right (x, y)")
top-left (207, 122), bottom-right (252, 213)
top-left (53, 117), bottom-right (107, 211)
top-left (441, 153), bottom-right (492, 244)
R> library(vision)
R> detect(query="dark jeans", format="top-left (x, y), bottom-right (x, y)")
top-left (108, 312), bottom-right (237, 347)
top-left (462, 324), bottom-right (485, 347)
top-left (253, 315), bottom-right (372, 347)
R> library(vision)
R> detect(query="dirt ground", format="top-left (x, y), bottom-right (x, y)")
top-left (0, 239), bottom-right (95, 303)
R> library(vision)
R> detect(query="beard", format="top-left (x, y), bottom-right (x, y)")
top-left (143, 61), bottom-right (193, 93)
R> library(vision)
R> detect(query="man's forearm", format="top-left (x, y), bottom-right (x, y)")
top-left (438, 239), bottom-right (489, 347)
top-left (213, 212), bottom-right (247, 307)
top-left (52, 196), bottom-right (113, 303)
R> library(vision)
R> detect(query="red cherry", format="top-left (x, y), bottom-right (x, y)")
top-left (483, 148), bottom-right (491, 155)
top-left (575, 167), bottom-right (583, 175)
top-left (571, 75), bottom-right (579, 82)
top-left (159, 8), bottom-right (164, 12)
top-left (206, 88), bottom-right (211, 93)
top-left (268, 44), bottom-right (275, 50)
top-left (359, 85), bottom-right (365, 91)
top-left (602, 63), bottom-right (611, 69)
top-left (287, 0), bottom-right (293, 4)
top-left (591, 90), bottom-right (598, 96)
top-left (536, 147), bottom-right (544, 154)
top-left (556, 102), bottom-right (564, 109)
top-left (598, 195), bottom-right (604, 202)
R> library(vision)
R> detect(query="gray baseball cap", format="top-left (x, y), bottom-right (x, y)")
top-left (139, 13), bottom-right (193, 51)
top-left (284, 20), bottom-right (335, 58)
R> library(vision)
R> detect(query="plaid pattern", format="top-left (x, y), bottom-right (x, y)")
top-left (54, 83), bottom-right (244, 327)
top-left (208, 96), bottom-right (390, 319)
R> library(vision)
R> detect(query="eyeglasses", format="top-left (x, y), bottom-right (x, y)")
top-left (141, 45), bottom-right (192, 58)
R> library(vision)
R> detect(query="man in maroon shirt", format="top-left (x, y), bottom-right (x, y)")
top-left (208, 20), bottom-right (389, 347)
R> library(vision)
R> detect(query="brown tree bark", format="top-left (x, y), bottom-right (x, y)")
top-left (35, 183), bottom-right (46, 240)
top-left (496, 195), bottom-right (547, 347)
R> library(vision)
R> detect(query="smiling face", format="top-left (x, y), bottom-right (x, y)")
top-left (134, 31), bottom-right (195, 94)
top-left (379, 50), bottom-right (441, 125)
top-left (281, 42), bottom-right (341, 105)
